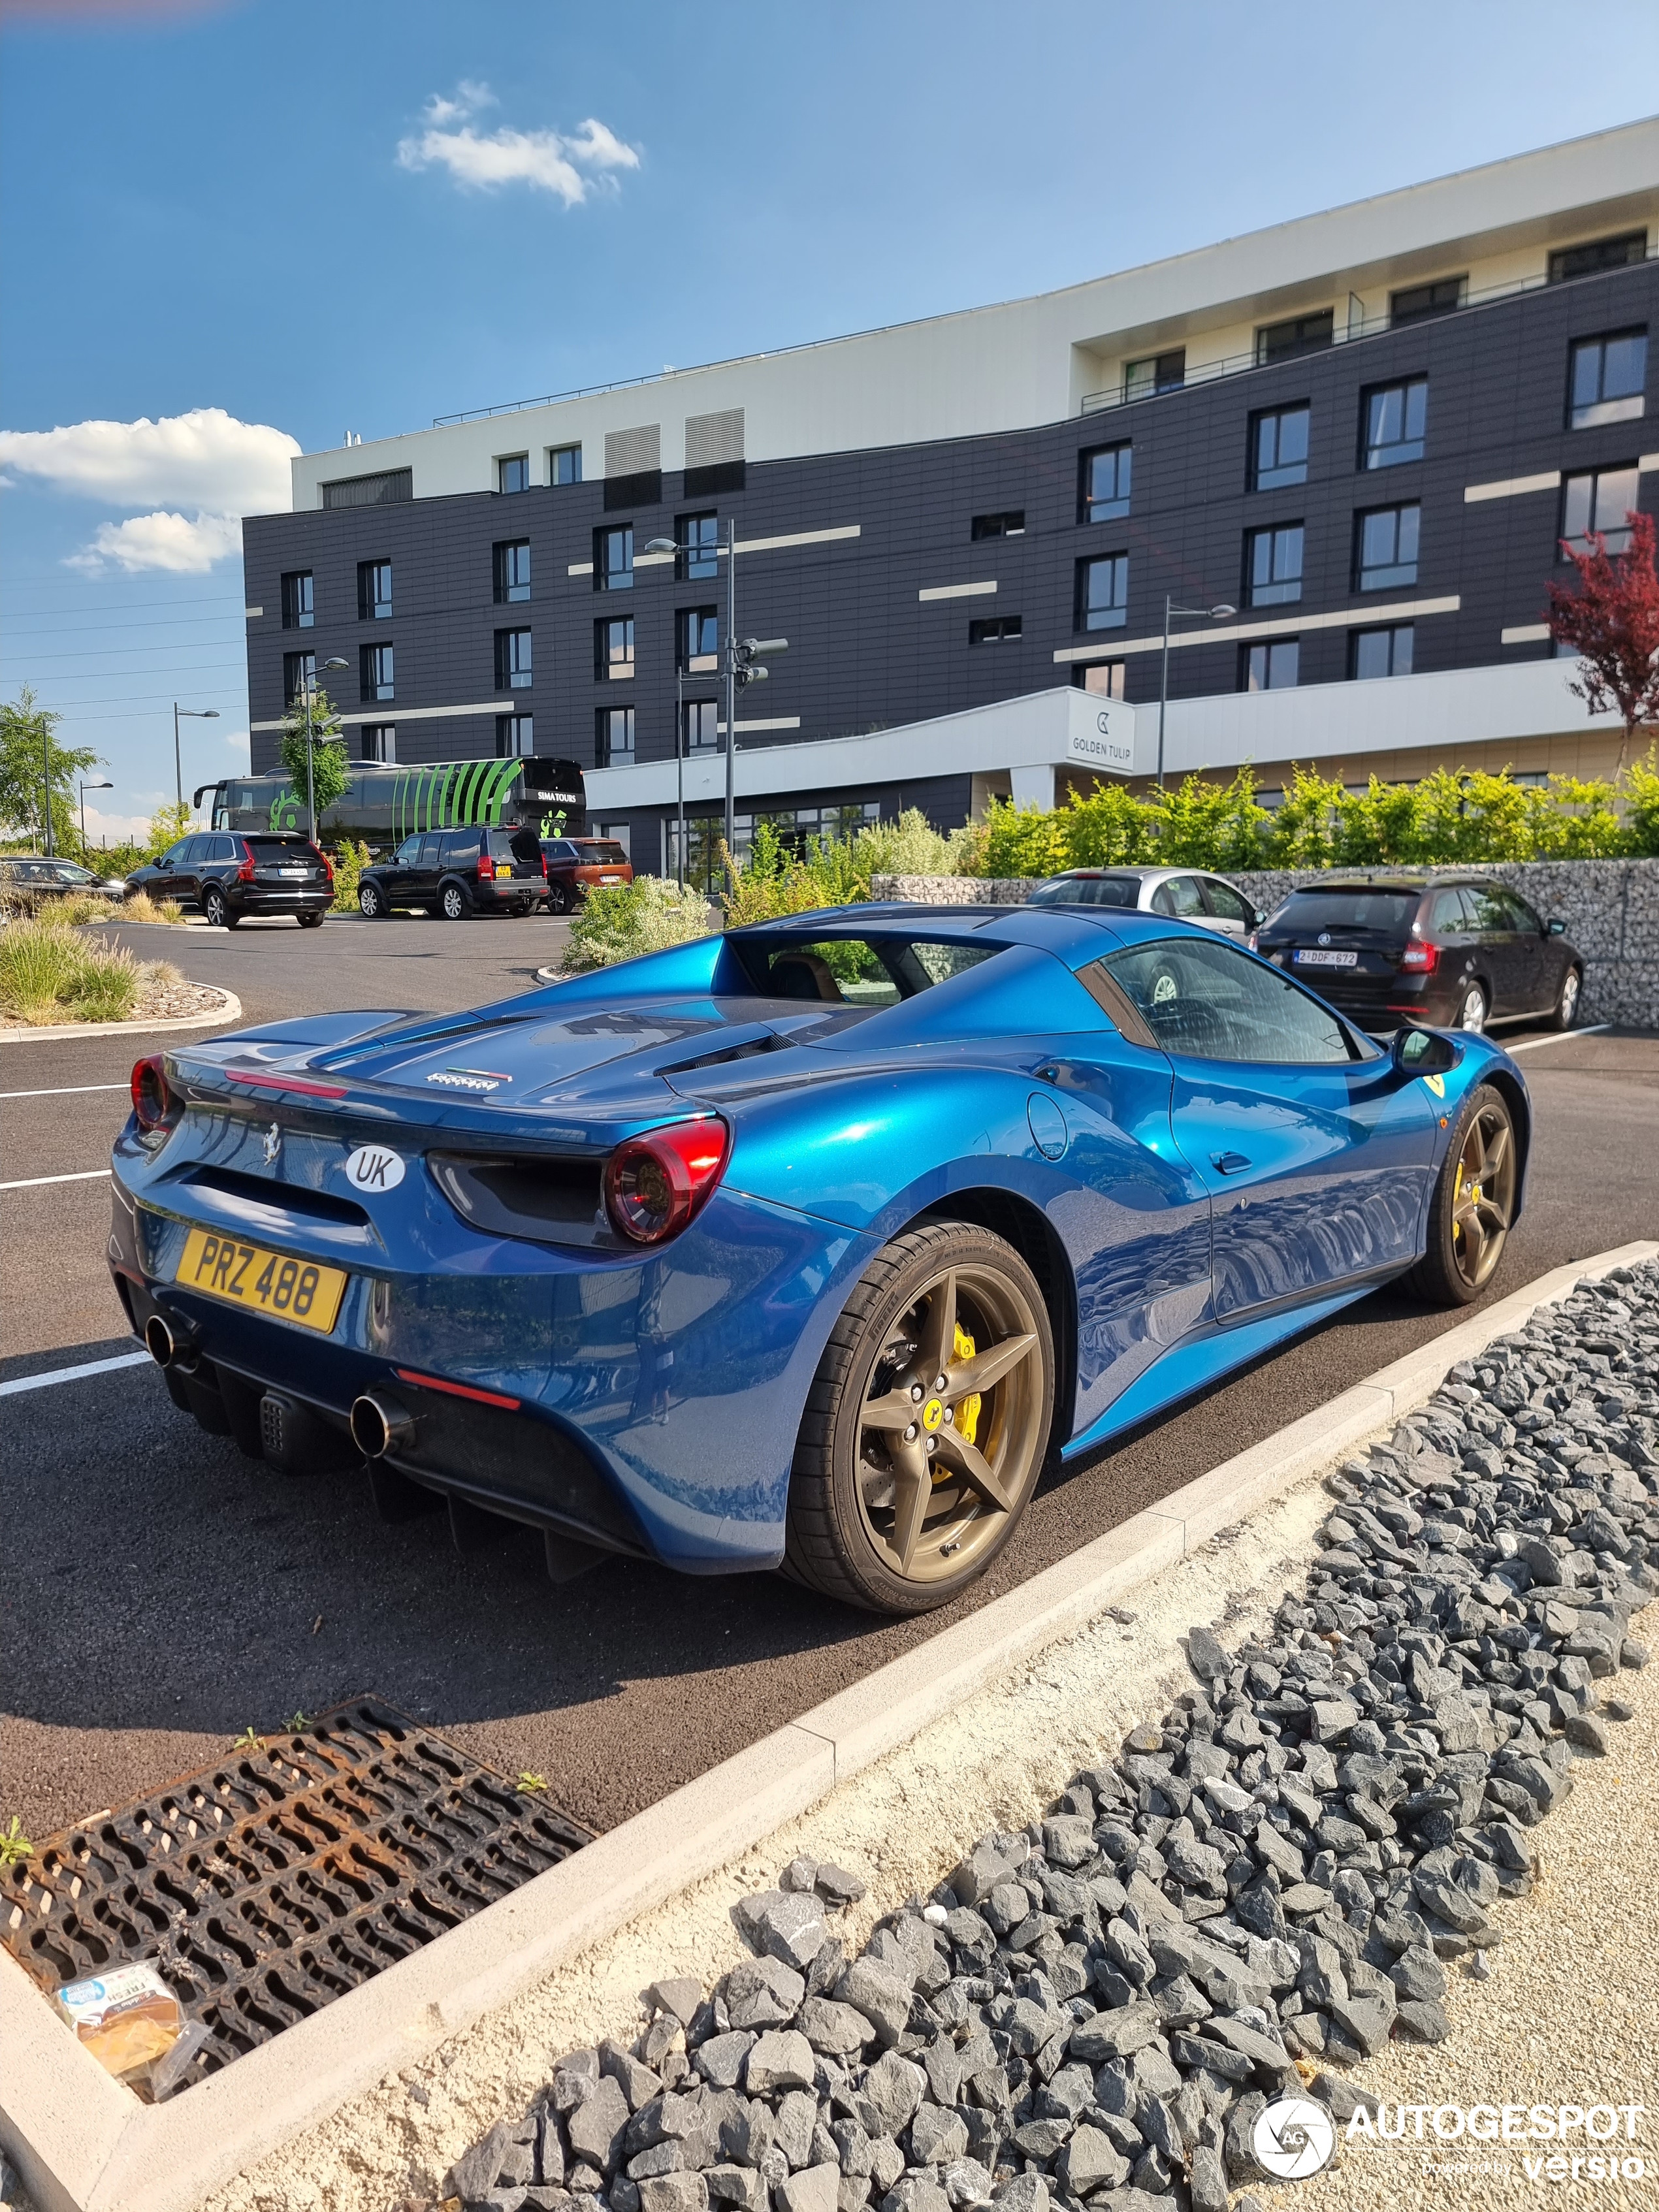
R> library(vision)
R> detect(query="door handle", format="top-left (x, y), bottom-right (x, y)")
top-left (1210, 1151), bottom-right (1251, 1174)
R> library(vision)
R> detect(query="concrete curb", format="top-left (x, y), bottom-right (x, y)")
top-left (5, 1239), bottom-right (1654, 2212)
top-left (0, 989), bottom-right (242, 1045)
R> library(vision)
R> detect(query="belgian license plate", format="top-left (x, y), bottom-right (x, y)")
top-left (174, 1226), bottom-right (347, 1334)
top-left (601, 874), bottom-right (622, 882)
top-left (1295, 950), bottom-right (1359, 968)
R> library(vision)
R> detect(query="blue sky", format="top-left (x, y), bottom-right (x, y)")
top-left (3, 0), bottom-right (1658, 843)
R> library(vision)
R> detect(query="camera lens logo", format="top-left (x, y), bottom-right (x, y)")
top-left (1253, 2096), bottom-right (1336, 2179)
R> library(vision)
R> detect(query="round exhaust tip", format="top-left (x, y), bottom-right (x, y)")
top-left (144, 1313), bottom-right (175, 1366)
top-left (350, 1392), bottom-right (411, 1459)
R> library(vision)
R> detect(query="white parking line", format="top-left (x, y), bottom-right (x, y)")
top-left (0, 1351), bottom-right (152, 1397)
top-left (0, 1168), bottom-right (113, 1190)
top-left (1506, 1023), bottom-right (1614, 1054)
top-left (0, 1083), bottom-right (131, 1100)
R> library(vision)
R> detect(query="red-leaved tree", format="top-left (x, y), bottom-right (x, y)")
top-left (1545, 507), bottom-right (1659, 774)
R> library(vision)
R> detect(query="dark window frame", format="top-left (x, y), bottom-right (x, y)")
top-left (596, 705), bottom-right (636, 767)
top-left (282, 649), bottom-right (315, 705)
top-left (1123, 349), bottom-right (1185, 402)
top-left (1075, 551), bottom-right (1129, 632)
top-left (1244, 522), bottom-right (1305, 607)
top-left (547, 443), bottom-right (583, 486)
top-left (494, 714), bottom-right (534, 758)
top-left (493, 539), bottom-right (532, 604)
top-left (595, 524), bottom-right (634, 591)
top-left (496, 454), bottom-right (530, 495)
top-left (1250, 405), bottom-right (1310, 492)
top-left (595, 615), bottom-right (636, 682)
top-left (682, 697), bottom-right (719, 752)
top-left (1558, 463), bottom-right (1641, 556)
top-left (968, 615), bottom-right (1023, 645)
top-left (1549, 231), bottom-right (1647, 286)
top-left (1567, 329), bottom-right (1648, 430)
top-left (1361, 377), bottom-right (1428, 469)
top-left (1389, 275), bottom-right (1467, 327)
top-left (280, 571), bottom-right (314, 630)
top-left (675, 511), bottom-right (720, 581)
top-left (1240, 637), bottom-right (1300, 692)
top-left (1350, 624), bottom-right (1415, 680)
top-left (971, 510), bottom-right (1025, 539)
top-left (360, 641), bottom-right (395, 703)
top-left (677, 604), bottom-right (720, 673)
top-left (1079, 443), bottom-right (1132, 524)
top-left (494, 627), bottom-right (533, 691)
top-left (1255, 310), bottom-right (1334, 366)
top-left (1353, 501), bottom-right (1421, 592)
top-left (357, 558), bottom-right (393, 621)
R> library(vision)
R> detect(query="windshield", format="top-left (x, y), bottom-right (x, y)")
top-left (1028, 874), bottom-right (1141, 908)
top-left (739, 936), bottom-right (999, 1008)
top-left (1270, 888), bottom-right (1424, 933)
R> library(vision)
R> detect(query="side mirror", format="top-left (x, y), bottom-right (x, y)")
top-left (1393, 1026), bottom-right (1462, 1076)
top-left (1547, 916), bottom-right (1568, 937)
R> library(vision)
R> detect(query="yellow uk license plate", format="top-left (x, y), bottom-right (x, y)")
top-left (175, 1226), bottom-right (348, 1335)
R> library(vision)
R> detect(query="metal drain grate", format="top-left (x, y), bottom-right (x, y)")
top-left (1, 1697), bottom-right (590, 2082)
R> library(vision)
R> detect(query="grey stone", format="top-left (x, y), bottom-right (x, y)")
top-left (1057, 2126), bottom-right (1130, 2196)
top-left (940, 2160), bottom-right (993, 2208)
top-left (697, 2034), bottom-right (758, 2091)
top-left (878, 2181), bottom-right (948, 2212)
top-left (910, 2109), bottom-right (969, 2167)
top-left (1069, 2002), bottom-right (1162, 2062)
top-left (1394, 1998), bottom-right (1453, 2042)
top-left (639, 2176), bottom-right (711, 2212)
top-left (835, 1959), bottom-right (913, 2049)
top-left (796, 1998), bottom-right (871, 2056)
top-left (445, 2120), bottom-right (519, 2205)
top-left (726, 1959), bottom-right (807, 2030)
top-left (566, 2078), bottom-right (631, 2174)
top-left (1620, 1638), bottom-right (1651, 1669)
top-left (814, 1863), bottom-right (869, 1907)
top-left (852, 2051), bottom-right (927, 2138)
top-left (752, 1895), bottom-right (830, 1971)
top-left (952, 1842), bottom-right (1020, 1907)
top-left (650, 1979), bottom-right (706, 2027)
top-left (777, 2176), bottom-right (841, 2212)
top-left (746, 2032), bottom-right (816, 2096)
top-left (773, 2091), bottom-right (819, 2170)
top-left (1186, 1624), bottom-right (1232, 1682)
top-left (989, 2177), bottom-right (1047, 2212)
top-left (553, 2052), bottom-right (601, 2113)
top-left (706, 2169), bottom-right (767, 2212)
top-left (781, 1857), bottom-right (819, 1893)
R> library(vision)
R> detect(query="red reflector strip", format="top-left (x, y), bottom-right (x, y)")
top-left (225, 1068), bottom-right (349, 1098)
top-left (395, 1368), bottom-right (522, 1411)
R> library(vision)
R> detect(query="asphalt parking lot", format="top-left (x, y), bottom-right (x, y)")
top-left (3, 912), bottom-right (1656, 1846)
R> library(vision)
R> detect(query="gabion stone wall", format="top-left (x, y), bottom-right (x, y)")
top-left (868, 860), bottom-right (1659, 1029)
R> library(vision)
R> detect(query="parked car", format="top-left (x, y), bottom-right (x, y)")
top-left (0, 854), bottom-right (125, 903)
top-left (114, 901), bottom-right (1529, 1618)
top-left (540, 837), bottom-right (633, 914)
top-left (125, 833), bottom-right (332, 928)
top-left (357, 825), bottom-right (547, 920)
top-left (1252, 874), bottom-right (1583, 1034)
top-left (1027, 867), bottom-right (1260, 937)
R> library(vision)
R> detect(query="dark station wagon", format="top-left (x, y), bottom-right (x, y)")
top-left (125, 833), bottom-right (332, 928)
top-left (1253, 874), bottom-right (1584, 1034)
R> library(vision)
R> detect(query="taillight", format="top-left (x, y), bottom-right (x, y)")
top-left (131, 1054), bottom-right (176, 1131)
top-left (236, 842), bottom-right (255, 884)
top-left (1246, 929), bottom-right (1259, 952)
top-left (478, 854), bottom-right (495, 880)
top-left (1400, 941), bottom-right (1440, 972)
top-left (310, 842), bottom-right (333, 886)
top-left (604, 1119), bottom-right (730, 1245)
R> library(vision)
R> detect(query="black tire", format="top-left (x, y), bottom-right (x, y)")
top-left (439, 881), bottom-right (469, 921)
top-left (1453, 980), bottom-right (1489, 1033)
top-left (1407, 1082), bottom-right (1518, 1306)
top-left (1546, 965), bottom-right (1582, 1032)
top-left (202, 886), bottom-right (229, 929)
top-left (298, 910), bottom-right (325, 928)
top-left (782, 1221), bottom-right (1055, 1614)
top-left (546, 882), bottom-right (571, 916)
top-left (358, 882), bottom-right (384, 920)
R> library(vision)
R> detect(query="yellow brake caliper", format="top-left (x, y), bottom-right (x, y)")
top-left (953, 1322), bottom-right (981, 1447)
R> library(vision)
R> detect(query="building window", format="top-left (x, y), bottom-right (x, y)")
top-left (1077, 662), bottom-right (1126, 699)
top-left (1076, 553), bottom-right (1129, 630)
top-left (1568, 330), bottom-right (1647, 429)
top-left (1246, 523), bottom-right (1304, 606)
top-left (596, 617), bottom-right (635, 681)
top-left (1351, 624), bottom-right (1414, 679)
top-left (1390, 276), bottom-right (1466, 326)
top-left (1362, 378), bottom-right (1428, 468)
top-left (280, 571), bottom-right (314, 630)
top-left (1255, 310), bottom-right (1333, 366)
top-left (548, 443), bottom-right (583, 485)
top-left (282, 649), bottom-right (315, 705)
top-left (596, 526), bottom-right (634, 590)
top-left (361, 643), bottom-right (394, 702)
top-left (1123, 349), bottom-right (1184, 402)
top-left (678, 606), bottom-right (720, 672)
top-left (357, 558), bottom-right (393, 620)
top-left (676, 512), bottom-right (720, 579)
top-left (1242, 639), bottom-right (1299, 691)
top-left (495, 628), bottom-right (533, 690)
top-left (1549, 231), bottom-right (1647, 285)
top-left (494, 540), bottom-right (532, 603)
top-left (495, 715), bottom-right (534, 758)
top-left (683, 699), bottom-right (718, 752)
top-left (1560, 464), bottom-right (1641, 554)
top-left (1355, 503), bottom-right (1421, 591)
top-left (1079, 445), bottom-right (1131, 523)
top-left (361, 725), bottom-right (396, 763)
top-left (497, 454), bottom-right (530, 494)
top-left (969, 615), bottom-right (1023, 644)
top-left (971, 511), bottom-right (1025, 539)
top-left (1250, 406), bottom-right (1309, 491)
top-left (597, 707), bottom-right (636, 767)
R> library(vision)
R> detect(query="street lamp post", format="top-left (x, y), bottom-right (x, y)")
top-left (80, 777), bottom-right (114, 854)
top-left (300, 659), bottom-right (351, 844)
top-left (173, 704), bottom-right (220, 818)
top-left (1155, 598), bottom-right (1236, 789)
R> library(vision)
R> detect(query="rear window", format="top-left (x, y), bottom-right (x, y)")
top-left (743, 937), bottom-right (999, 1008)
top-left (242, 835), bottom-right (311, 853)
top-left (1029, 874), bottom-right (1140, 908)
top-left (541, 841), bottom-right (576, 861)
top-left (1271, 888), bottom-right (1424, 932)
top-left (575, 842), bottom-right (629, 863)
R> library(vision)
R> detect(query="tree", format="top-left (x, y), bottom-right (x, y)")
top-left (1545, 507), bottom-right (1659, 775)
top-left (0, 686), bottom-right (100, 856)
top-left (276, 682), bottom-right (350, 827)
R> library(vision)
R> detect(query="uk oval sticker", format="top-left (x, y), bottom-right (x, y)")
top-left (345, 1144), bottom-right (406, 1192)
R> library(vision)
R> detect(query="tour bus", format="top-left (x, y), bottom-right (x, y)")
top-left (192, 756), bottom-right (587, 856)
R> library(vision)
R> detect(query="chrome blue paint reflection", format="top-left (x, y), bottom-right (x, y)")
top-left (108, 904), bottom-right (1530, 1580)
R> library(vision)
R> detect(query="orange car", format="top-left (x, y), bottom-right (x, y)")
top-left (540, 837), bottom-right (633, 914)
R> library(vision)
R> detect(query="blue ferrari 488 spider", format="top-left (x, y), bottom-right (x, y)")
top-left (110, 902), bottom-right (1529, 1613)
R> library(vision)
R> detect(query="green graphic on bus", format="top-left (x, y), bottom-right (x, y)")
top-left (200, 759), bottom-right (585, 849)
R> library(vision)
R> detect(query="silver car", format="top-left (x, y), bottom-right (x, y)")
top-left (1024, 865), bottom-right (1261, 937)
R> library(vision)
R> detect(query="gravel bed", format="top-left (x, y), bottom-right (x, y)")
top-left (419, 1262), bottom-right (1659, 2212)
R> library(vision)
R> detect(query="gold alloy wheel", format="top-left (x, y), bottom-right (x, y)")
top-left (854, 1264), bottom-right (1044, 1584)
top-left (1451, 1099), bottom-right (1516, 1290)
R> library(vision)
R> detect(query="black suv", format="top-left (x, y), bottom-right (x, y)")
top-left (1253, 874), bottom-right (1583, 1034)
top-left (125, 833), bottom-right (332, 928)
top-left (357, 825), bottom-right (547, 920)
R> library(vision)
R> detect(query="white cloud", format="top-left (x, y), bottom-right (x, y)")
top-left (0, 407), bottom-right (298, 515)
top-left (82, 804), bottom-right (163, 850)
top-left (397, 87), bottom-right (640, 205)
top-left (65, 510), bottom-right (244, 575)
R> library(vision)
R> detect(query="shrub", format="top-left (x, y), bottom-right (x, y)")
top-left (120, 890), bottom-right (186, 924)
top-left (560, 874), bottom-right (715, 973)
top-left (329, 839), bottom-right (372, 913)
top-left (0, 918), bottom-right (142, 1025)
top-left (1625, 746), bottom-right (1659, 856)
